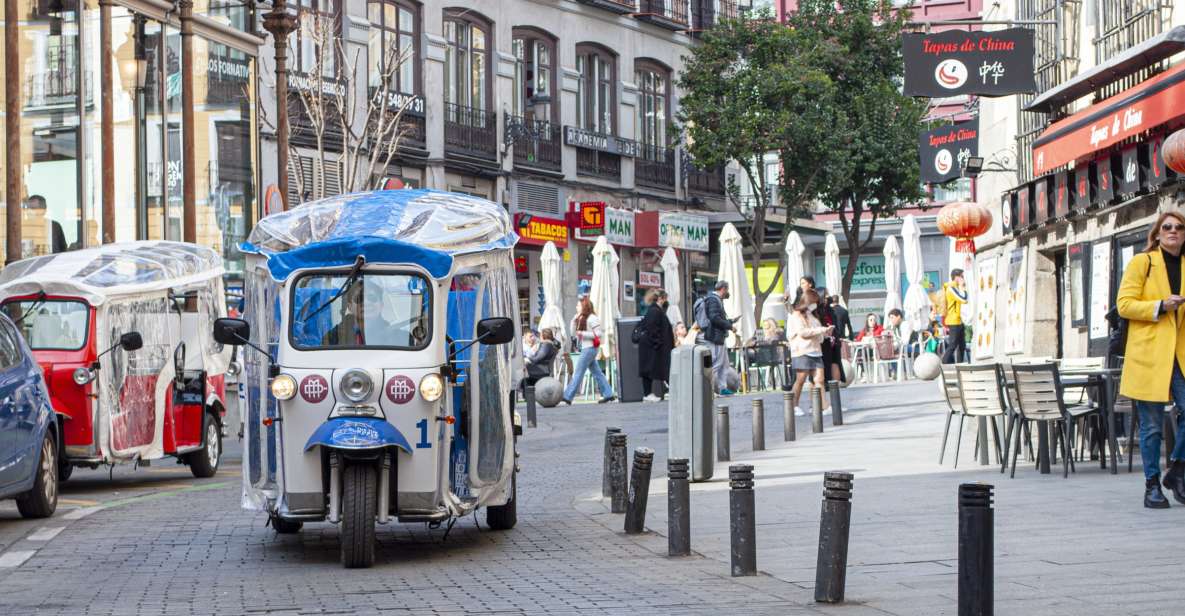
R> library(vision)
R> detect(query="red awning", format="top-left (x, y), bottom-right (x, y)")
top-left (1032, 61), bottom-right (1185, 175)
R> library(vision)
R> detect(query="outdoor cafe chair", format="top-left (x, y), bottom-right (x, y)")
top-left (1009, 363), bottom-right (1103, 479)
top-left (745, 343), bottom-right (785, 391)
top-left (954, 364), bottom-right (1008, 470)
top-left (872, 333), bottom-right (904, 383)
top-left (938, 364), bottom-right (963, 465)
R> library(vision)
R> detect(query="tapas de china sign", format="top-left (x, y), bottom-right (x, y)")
top-left (918, 118), bottom-right (979, 184)
top-left (903, 28), bottom-right (1036, 97)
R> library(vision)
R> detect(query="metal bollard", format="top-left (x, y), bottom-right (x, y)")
top-left (729, 464), bottom-right (756, 576)
top-left (624, 447), bottom-right (654, 534)
top-left (752, 399), bottom-right (765, 451)
top-left (716, 404), bottom-right (731, 462)
top-left (958, 483), bottom-right (994, 616)
top-left (814, 472), bottom-right (854, 604)
top-left (811, 386), bottom-right (825, 434)
top-left (783, 391), bottom-right (797, 442)
top-left (525, 385), bottom-right (538, 428)
top-left (828, 381), bottom-right (844, 426)
top-left (602, 426), bottom-right (622, 498)
top-left (668, 458), bottom-right (691, 556)
top-left (608, 433), bottom-right (629, 513)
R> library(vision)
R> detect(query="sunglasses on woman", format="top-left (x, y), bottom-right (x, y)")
top-left (1162, 223), bottom-right (1185, 232)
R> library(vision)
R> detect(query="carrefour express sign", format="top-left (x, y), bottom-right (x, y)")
top-left (658, 212), bottom-right (709, 252)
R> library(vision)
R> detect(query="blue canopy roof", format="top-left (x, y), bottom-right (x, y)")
top-left (241, 189), bottom-right (517, 280)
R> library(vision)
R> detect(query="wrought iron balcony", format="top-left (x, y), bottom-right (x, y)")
top-left (576, 148), bottom-right (621, 181)
top-left (444, 103), bottom-right (497, 161)
top-left (576, 0), bottom-right (637, 15)
top-left (637, 0), bottom-right (690, 30)
top-left (636, 145), bottom-right (676, 190)
top-left (689, 0), bottom-right (738, 34)
top-left (686, 163), bottom-right (726, 194)
top-left (507, 115), bottom-right (562, 172)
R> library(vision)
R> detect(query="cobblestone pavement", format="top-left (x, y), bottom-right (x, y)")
top-left (0, 381), bottom-right (1180, 615)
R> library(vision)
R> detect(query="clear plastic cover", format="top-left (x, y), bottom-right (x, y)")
top-left (241, 260), bottom-right (282, 511)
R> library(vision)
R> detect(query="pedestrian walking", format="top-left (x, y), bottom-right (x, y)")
top-left (562, 297), bottom-right (617, 405)
top-left (1117, 210), bottom-right (1185, 509)
top-left (637, 290), bottom-right (675, 401)
top-left (524, 328), bottom-right (560, 387)
top-left (941, 269), bottom-right (969, 364)
top-left (815, 290), bottom-right (846, 388)
top-left (695, 281), bottom-right (737, 395)
top-left (787, 289), bottom-right (832, 416)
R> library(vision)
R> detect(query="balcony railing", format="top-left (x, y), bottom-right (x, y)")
top-left (687, 164), bottom-right (726, 194)
top-left (444, 103), bottom-right (497, 161)
top-left (690, 0), bottom-right (737, 33)
top-left (25, 63), bottom-right (84, 108)
top-left (637, 0), bottom-right (690, 29)
top-left (576, 0), bottom-right (637, 14)
top-left (636, 145), bottom-right (676, 190)
top-left (576, 148), bottom-right (621, 181)
top-left (508, 116), bottom-right (562, 172)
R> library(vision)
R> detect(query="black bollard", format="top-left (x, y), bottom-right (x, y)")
top-left (958, 483), bottom-right (994, 616)
top-left (811, 386), bottom-right (825, 434)
top-left (716, 404), bottom-right (731, 462)
top-left (781, 347), bottom-right (793, 391)
top-left (624, 447), bottom-right (654, 534)
top-left (729, 464), bottom-right (756, 576)
top-left (828, 381), bottom-right (844, 426)
top-left (668, 458), bottom-right (691, 556)
top-left (783, 391), bottom-right (797, 442)
top-left (608, 433), bottom-right (628, 513)
top-left (602, 427), bottom-right (622, 498)
top-left (525, 385), bottom-right (538, 428)
top-left (814, 472), bottom-right (854, 604)
top-left (752, 399), bottom-right (765, 451)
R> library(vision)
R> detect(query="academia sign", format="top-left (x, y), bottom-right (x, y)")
top-left (658, 212), bottom-right (709, 252)
top-left (563, 126), bottom-right (640, 157)
top-left (918, 118), bottom-right (980, 183)
top-left (902, 28), bottom-right (1036, 97)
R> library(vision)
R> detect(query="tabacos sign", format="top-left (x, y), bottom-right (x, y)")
top-left (658, 212), bottom-right (709, 253)
top-left (514, 213), bottom-right (568, 247)
top-left (902, 28), bottom-right (1036, 97)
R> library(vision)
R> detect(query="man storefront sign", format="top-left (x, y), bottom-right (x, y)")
top-left (514, 213), bottom-right (568, 247)
top-left (902, 28), bottom-right (1037, 97)
top-left (575, 206), bottom-right (635, 245)
top-left (658, 212), bottom-right (709, 252)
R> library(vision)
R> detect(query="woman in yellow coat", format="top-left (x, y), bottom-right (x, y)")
top-left (1117, 211), bottom-right (1185, 508)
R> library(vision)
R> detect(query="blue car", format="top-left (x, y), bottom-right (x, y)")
top-left (0, 312), bottom-right (59, 518)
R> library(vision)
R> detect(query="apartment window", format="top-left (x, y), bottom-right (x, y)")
top-left (444, 9), bottom-right (491, 111)
top-left (294, 0), bottom-right (340, 78)
top-left (1094, 0), bottom-right (1169, 99)
top-left (635, 61), bottom-right (670, 151)
top-left (575, 44), bottom-right (616, 134)
top-left (368, 0), bottom-right (418, 95)
top-left (512, 28), bottom-right (557, 123)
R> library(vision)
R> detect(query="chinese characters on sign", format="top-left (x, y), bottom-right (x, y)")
top-left (902, 28), bottom-right (1036, 97)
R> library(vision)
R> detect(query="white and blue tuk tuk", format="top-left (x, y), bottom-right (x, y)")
top-left (215, 189), bottom-right (521, 567)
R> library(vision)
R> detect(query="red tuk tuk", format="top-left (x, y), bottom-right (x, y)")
top-left (0, 241), bottom-right (233, 479)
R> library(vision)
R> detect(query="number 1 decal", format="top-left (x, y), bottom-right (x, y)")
top-left (415, 418), bottom-right (432, 449)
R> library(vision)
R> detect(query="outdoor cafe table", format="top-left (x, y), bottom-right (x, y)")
top-left (1001, 367), bottom-right (1122, 475)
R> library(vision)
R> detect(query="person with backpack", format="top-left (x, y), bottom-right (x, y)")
top-left (1118, 210), bottom-right (1185, 509)
top-left (636, 289), bottom-right (674, 402)
top-left (695, 281), bottom-right (737, 395)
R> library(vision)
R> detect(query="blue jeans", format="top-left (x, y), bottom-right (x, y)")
top-left (563, 346), bottom-right (613, 401)
top-left (1134, 367), bottom-right (1185, 479)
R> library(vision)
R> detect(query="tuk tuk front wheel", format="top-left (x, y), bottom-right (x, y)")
top-left (189, 413), bottom-right (222, 478)
top-left (485, 471), bottom-right (517, 530)
top-left (17, 431), bottom-right (58, 519)
top-left (340, 462), bottom-right (377, 568)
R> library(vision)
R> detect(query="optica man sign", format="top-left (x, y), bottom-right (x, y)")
top-left (902, 28), bottom-right (1036, 97)
top-left (658, 212), bottom-right (709, 252)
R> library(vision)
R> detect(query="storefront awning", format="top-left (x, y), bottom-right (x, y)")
top-left (1032, 59), bottom-right (1185, 175)
top-left (1024, 26), bottom-right (1185, 113)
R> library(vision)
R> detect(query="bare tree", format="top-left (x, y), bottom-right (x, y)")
top-left (259, 11), bottom-right (416, 203)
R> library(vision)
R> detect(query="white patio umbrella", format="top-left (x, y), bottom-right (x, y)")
top-left (824, 233), bottom-right (844, 305)
top-left (537, 241), bottom-right (566, 338)
top-left (882, 235), bottom-right (902, 320)
top-left (590, 236), bottom-right (620, 360)
top-left (947, 237), bottom-right (977, 325)
top-left (659, 246), bottom-right (684, 326)
top-left (902, 215), bottom-right (932, 343)
top-left (717, 223), bottom-right (756, 346)
top-left (783, 230), bottom-right (805, 300)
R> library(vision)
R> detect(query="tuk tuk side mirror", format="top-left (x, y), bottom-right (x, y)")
top-left (119, 332), bottom-right (143, 352)
top-left (476, 317), bottom-right (515, 346)
top-left (214, 318), bottom-right (250, 346)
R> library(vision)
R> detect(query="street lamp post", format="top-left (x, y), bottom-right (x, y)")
top-left (263, 1), bottom-right (298, 211)
top-left (4, 0), bottom-right (21, 262)
top-left (180, 0), bottom-right (196, 243)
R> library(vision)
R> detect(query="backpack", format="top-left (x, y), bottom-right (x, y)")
top-left (1107, 255), bottom-right (1152, 359)
top-left (693, 297), bottom-right (712, 331)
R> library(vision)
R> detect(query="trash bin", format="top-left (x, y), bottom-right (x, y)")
top-left (616, 317), bottom-right (645, 403)
top-left (668, 344), bottom-right (714, 481)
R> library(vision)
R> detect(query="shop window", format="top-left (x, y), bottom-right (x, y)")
top-left (575, 44), bottom-right (616, 135)
top-left (367, 0), bottom-right (419, 96)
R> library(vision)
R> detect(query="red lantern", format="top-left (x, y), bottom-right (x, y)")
top-left (1165, 129), bottom-right (1185, 175)
top-left (936, 201), bottom-right (993, 253)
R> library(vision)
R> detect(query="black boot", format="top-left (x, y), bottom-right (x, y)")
top-left (1146, 476), bottom-right (1171, 509)
top-left (1162, 460), bottom-right (1185, 505)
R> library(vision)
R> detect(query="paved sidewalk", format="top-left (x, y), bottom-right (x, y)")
top-left (572, 381), bottom-right (1183, 616)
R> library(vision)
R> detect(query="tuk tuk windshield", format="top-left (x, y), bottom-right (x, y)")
top-left (291, 272), bottom-right (430, 349)
top-left (2, 299), bottom-right (90, 351)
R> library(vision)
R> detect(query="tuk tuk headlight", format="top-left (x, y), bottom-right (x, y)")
top-left (72, 367), bottom-right (95, 385)
top-left (271, 374), bottom-right (297, 400)
top-left (340, 369), bottom-right (373, 402)
top-left (419, 373), bottom-right (445, 402)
